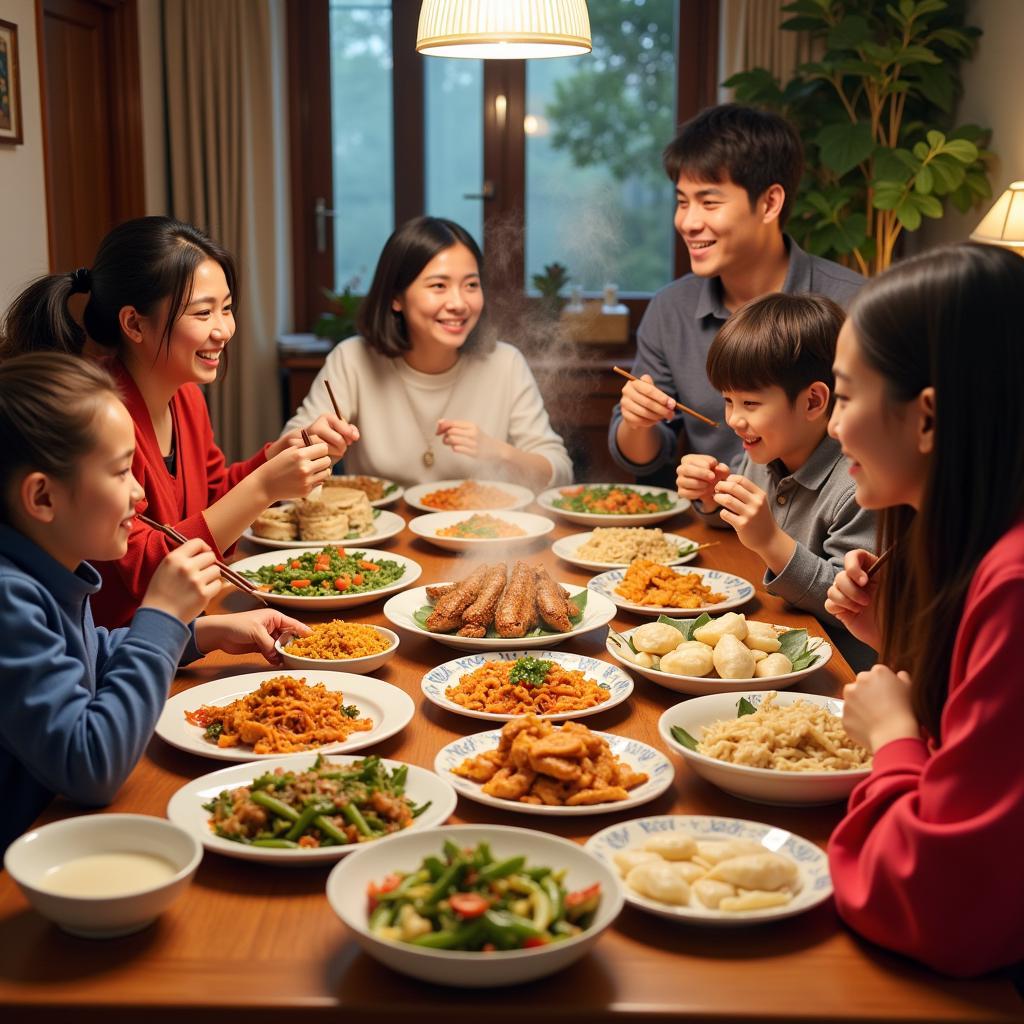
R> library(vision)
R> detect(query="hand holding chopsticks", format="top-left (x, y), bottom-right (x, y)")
top-left (613, 366), bottom-right (721, 429)
top-left (137, 514), bottom-right (268, 607)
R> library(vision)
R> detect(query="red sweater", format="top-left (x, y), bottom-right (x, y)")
top-left (90, 362), bottom-right (268, 629)
top-left (828, 519), bottom-right (1024, 977)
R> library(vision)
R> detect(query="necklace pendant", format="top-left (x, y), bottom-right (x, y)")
top-left (423, 449), bottom-right (435, 468)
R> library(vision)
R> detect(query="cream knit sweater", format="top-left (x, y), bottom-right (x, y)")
top-left (283, 337), bottom-right (573, 488)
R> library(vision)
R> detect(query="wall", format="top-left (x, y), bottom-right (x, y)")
top-left (137, 0), bottom-right (168, 215)
top-left (915, 0), bottom-right (1024, 250)
top-left (0, 0), bottom-right (49, 308)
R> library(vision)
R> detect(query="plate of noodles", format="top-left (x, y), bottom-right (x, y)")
top-left (403, 479), bottom-right (535, 513)
top-left (658, 691), bottom-right (872, 805)
top-left (407, 510), bottom-right (555, 552)
top-left (589, 563), bottom-right (754, 616)
top-left (155, 670), bottom-right (415, 763)
top-left (420, 650), bottom-right (634, 722)
top-left (166, 752), bottom-right (457, 865)
top-left (585, 814), bottom-right (832, 926)
top-left (552, 529), bottom-right (700, 571)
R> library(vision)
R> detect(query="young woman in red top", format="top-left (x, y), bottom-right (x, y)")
top-left (1, 217), bottom-right (358, 627)
top-left (824, 242), bottom-right (1024, 977)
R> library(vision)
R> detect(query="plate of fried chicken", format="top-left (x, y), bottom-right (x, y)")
top-left (382, 560), bottom-right (617, 652)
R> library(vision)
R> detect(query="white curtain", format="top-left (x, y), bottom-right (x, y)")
top-left (162, 0), bottom-right (291, 461)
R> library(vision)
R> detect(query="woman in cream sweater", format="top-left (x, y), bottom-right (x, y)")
top-left (283, 217), bottom-right (572, 490)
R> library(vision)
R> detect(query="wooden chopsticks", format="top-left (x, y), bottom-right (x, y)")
top-left (137, 513), bottom-right (268, 606)
top-left (866, 545), bottom-right (895, 580)
top-left (612, 366), bottom-right (720, 428)
top-left (324, 380), bottom-right (344, 420)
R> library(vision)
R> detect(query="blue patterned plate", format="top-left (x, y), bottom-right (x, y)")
top-left (421, 650), bottom-right (634, 722)
top-left (434, 729), bottom-right (673, 816)
top-left (585, 814), bottom-right (832, 925)
top-left (588, 565), bottom-right (755, 616)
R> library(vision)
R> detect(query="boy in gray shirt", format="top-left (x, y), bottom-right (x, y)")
top-left (677, 293), bottom-right (876, 670)
top-left (610, 104), bottom-right (863, 484)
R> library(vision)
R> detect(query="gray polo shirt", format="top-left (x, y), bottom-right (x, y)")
top-left (608, 236), bottom-right (864, 480)
top-left (693, 433), bottom-right (877, 671)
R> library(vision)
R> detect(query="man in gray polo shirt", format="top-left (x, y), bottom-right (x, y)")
top-left (609, 105), bottom-right (864, 485)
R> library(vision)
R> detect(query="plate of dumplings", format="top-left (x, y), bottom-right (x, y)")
top-left (245, 483), bottom-right (404, 549)
top-left (585, 815), bottom-right (832, 926)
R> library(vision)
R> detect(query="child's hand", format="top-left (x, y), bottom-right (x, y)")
top-left (142, 538), bottom-right (222, 624)
top-left (259, 437), bottom-right (332, 503)
top-left (619, 374), bottom-right (676, 430)
top-left (677, 454), bottom-right (728, 506)
top-left (193, 610), bottom-right (310, 664)
top-left (436, 419), bottom-right (506, 462)
top-left (842, 664), bottom-right (919, 752)
top-left (713, 475), bottom-right (780, 552)
top-left (824, 549), bottom-right (882, 650)
top-left (272, 415), bottom-right (359, 460)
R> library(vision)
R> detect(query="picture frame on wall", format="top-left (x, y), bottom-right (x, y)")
top-left (0, 18), bottom-right (23, 146)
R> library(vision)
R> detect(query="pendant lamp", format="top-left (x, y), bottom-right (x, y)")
top-left (416, 0), bottom-right (592, 60)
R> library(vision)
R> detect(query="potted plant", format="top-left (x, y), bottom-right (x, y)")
top-left (530, 261), bottom-right (571, 317)
top-left (725, 0), bottom-right (993, 274)
top-left (313, 279), bottom-right (363, 344)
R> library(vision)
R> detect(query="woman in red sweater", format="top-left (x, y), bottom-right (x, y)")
top-left (824, 242), bottom-right (1024, 977)
top-left (1, 217), bottom-right (358, 627)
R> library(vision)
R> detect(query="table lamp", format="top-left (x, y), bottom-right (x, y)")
top-left (970, 180), bottom-right (1024, 251)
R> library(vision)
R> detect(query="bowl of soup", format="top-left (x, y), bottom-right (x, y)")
top-left (4, 813), bottom-right (202, 938)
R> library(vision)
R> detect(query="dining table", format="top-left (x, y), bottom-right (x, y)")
top-left (0, 495), bottom-right (1020, 1023)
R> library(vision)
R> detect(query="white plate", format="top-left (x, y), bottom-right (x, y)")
top-left (403, 479), bottom-right (535, 513)
top-left (536, 484), bottom-right (690, 527)
top-left (408, 510), bottom-right (555, 552)
top-left (155, 670), bottom-right (415, 762)
top-left (275, 625), bottom-right (400, 675)
top-left (243, 508), bottom-right (405, 550)
top-left (658, 691), bottom-right (868, 805)
top-left (589, 565), bottom-right (755, 617)
top-left (585, 815), bottom-right (832, 925)
top-left (606, 623), bottom-right (833, 696)
top-left (326, 824), bottom-right (623, 987)
top-left (383, 582), bottom-right (617, 652)
top-left (230, 547), bottom-right (421, 610)
top-left (552, 531), bottom-right (700, 571)
top-left (166, 753), bottom-right (457, 866)
top-left (331, 475), bottom-right (404, 508)
top-left (434, 728), bottom-right (673, 815)
top-left (421, 650), bottom-right (634, 722)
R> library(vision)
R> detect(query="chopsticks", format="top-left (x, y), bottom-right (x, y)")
top-left (137, 514), bottom-right (269, 607)
top-left (612, 366), bottom-right (720, 429)
top-left (324, 379), bottom-right (344, 420)
top-left (866, 545), bottom-right (895, 580)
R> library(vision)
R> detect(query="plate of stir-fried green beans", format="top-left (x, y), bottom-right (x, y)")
top-left (326, 825), bottom-right (623, 986)
top-left (166, 754), bottom-right (458, 865)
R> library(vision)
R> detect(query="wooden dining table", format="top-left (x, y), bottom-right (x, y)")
top-left (1, 499), bottom-right (1020, 1023)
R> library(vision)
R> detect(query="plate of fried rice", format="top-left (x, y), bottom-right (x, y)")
top-left (276, 620), bottom-right (400, 673)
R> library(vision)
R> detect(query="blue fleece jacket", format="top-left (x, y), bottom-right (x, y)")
top-left (0, 525), bottom-right (201, 850)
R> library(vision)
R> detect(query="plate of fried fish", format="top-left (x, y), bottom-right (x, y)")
top-left (382, 560), bottom-right (617, 652)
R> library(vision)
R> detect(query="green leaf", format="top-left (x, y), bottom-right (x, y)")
top-left (607, 628), bottom-right (639, 656)
top-left (833, 212), bottom-right (868, 254)
top-left (569, 589), bottom-right (588, 620)
top-left (778, 628), bottom-right (809, 663)
top-left (872, 182), bottom-right (906, 210)
top-left (941, 138), bottom-right (979, 164)
top-left (899, 44), bottom-right (941, 66)
top-left (928, 156), bottom-right (965, 194)
top-left (827, 15), bottom-right (870, 50)
top-left (914, 164), bottom-right (934, 194)
top-left (736, 697), bottom-right (758, 718)
top-left (669, 725), bottom-right (699, 751)
top-left (912, 192), bottom-right (943, 218)
top-left (926, 129), bottom-right (945, 150)
top-left (658, 611), bottom-right (710, 642)
top-left (815, 122), bottom-right (875, 177)
top-left (413, 605), bottom-right (432, 630)
top-left (908, 63), bottom-right (955, 112)
top-left (895, 197), bottom-right (923, 230)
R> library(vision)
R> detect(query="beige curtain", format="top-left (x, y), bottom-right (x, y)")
top-left (162, 0), bottom-right (291, 462)
top-left (719, 0), bottom-right (821, 93)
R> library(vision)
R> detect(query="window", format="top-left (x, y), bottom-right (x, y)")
top-left (289, 1), bottom-right (719, 329)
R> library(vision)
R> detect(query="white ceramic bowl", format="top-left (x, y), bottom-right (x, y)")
top-left (325, 824), bottom-right (623, 987)
top-left (658, 691), bottom-right (871, 805)
top-left (403, 479), bottom-right (535, 513)
top-left (4, 814), bottom-right (202, 938)
top-left (536, 484), bottom-right (689, 527)
top-left (275, 624), bottom-right (400, 674)
top-left (407, 510), bottom-right (555, 552)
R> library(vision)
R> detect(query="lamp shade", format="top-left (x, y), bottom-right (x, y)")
top-left (416, 0), bottom-right (591, 59)
top-left (970, 181), bottom-right (1024, 250)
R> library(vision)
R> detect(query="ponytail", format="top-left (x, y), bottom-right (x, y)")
top-left (0, 271), bottom-right (88, 358)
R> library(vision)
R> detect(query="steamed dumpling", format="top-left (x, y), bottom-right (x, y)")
top-left (670, 860), bottom-right (706, 884)
top-left (750, 648), bottom-right (769, 663)
top-left (706, 852), bottom-right (799, 892)
top-left (712, 633), bottom-right (756, 679)
top-left (626, 861), bottom-right (691, 905)
top-left (692, 878), bottom-right (736, 909)
top-left (642, 833), bottom-right (698, 861)
top-left (696, 839), bottom-right (766, 865)
top-left (754, 652), bottom-right (794, 678)
top-left (693, 612), bottom-right (748, 647)
top-left (659, 641), bottom-right (714, 677)
top-left (614, 849), bottom-right (661, 875)
top-left (744, 621), bottom-right (782, 654)
top-left (632, 622), bottom-right (684, 655)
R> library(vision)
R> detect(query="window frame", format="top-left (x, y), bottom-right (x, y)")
top-left (287, 0), bottom-right (719, 332)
